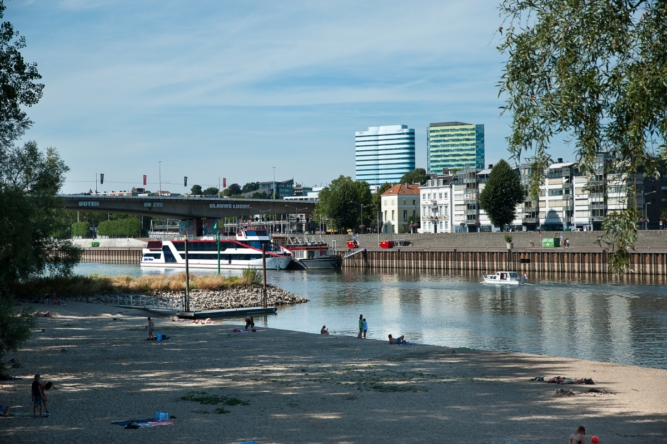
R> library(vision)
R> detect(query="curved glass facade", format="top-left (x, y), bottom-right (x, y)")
top-left (355, 125), bottom-right (416, 186)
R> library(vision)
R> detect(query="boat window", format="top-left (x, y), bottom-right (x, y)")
top-left (162, 246), bottom-right (177, 263)
top-left (143, 253), bottom-right (161, 259)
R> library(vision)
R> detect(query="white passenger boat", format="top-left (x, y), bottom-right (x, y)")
top-left (140, 228), bottom-right (292, 270)
top-left (482, 271), bottom-right (524, 285)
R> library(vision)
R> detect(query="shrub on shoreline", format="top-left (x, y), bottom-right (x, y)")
top-left (11, 270), bottom-right (263, 298)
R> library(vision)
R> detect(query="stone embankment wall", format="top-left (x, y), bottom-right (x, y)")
top-left (74, 284), bottom-right (307, 311)
top-left (342, 249), bottom-right (667, 275)
top-left (320, 230), bottom-right (667, 250)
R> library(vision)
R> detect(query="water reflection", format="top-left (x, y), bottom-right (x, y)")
top-left (72, 263), bottom-right (667, 369)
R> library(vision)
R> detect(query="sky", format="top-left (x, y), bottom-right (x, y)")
top-left (9, 0), bottom-right (574, 194)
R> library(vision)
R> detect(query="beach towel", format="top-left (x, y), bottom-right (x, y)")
top-left (3, 412), bottom-right (50, 418)
top-left (112, 418), bottom-right (174, 427)
top-left (232, 329), bottom-right (260, 333)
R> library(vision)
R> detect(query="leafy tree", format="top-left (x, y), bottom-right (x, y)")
top-left (0, 0), bottom-right (43, 149)
top-left (71, 221), bottom-right (90, 237)
top-left (242, 182), bottom-right (260, 193)
top-left (316, 176), bottom-right (372, 232)
top-left (400, 168), bottom-right (428, 185)
top-left (97, 216), bottom-right (141, 237)
top-left (479, 160), bottom-right (523, 231)
top-left (0, 3), bottom-right (80, 369)
top-left (371, 182), bottom-right (394, 228)
top-left (222, 183), bottom-right (242, 197)
top-left (202, 187), bottom-right (219, 196)
top-left (0, 298), bottom-right (34, 376)
top-left (190, 184), bottom-right (203, 195)
top-left (498, 0), bottom-right (667, 270)
top-left (251, 191), bottom-right (270, 199)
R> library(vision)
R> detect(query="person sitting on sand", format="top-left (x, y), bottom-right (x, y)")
top-left (569, 426), bottom-right (585, 444)
top-left (245, 316), bottom-right (255, 330)
top-left (388, 334), bottom-right (409, 345)
top-left (321, 325), bottom-right (329, 335)
top-left (147, 317), bottom-right (154, 340)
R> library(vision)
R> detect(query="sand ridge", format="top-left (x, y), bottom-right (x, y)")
top-left (1, 301), bottom-right (666, 443)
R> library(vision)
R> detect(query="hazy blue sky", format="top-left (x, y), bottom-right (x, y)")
top-left (10, 0), bottom-right (573, 194)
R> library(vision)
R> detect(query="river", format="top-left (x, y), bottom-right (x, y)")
top-left (73, 263), bottom-right (667, 370)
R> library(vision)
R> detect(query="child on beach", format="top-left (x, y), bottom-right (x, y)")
top-left (568, 426), bottom-right (585, 444)
top-left (362, 318), bottom-right (368, 339)
top-left (40, 381), bottom-right (57, 414)
top-left (147, 317), bottom-right (154, 340)
top-left (31, 374), bottom-right (45, 417)
top-left (358, 314), bottom-right (363, 339)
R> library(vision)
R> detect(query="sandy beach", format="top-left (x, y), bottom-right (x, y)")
top-left (1, 301), bottom-right (666, 444)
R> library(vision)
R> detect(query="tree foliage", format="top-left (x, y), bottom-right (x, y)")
top-left (0, 298), bottom-right (34, 375)
top-left (97, 216), bottom-right (141, 237)
top-left (222, 183), bottom-right (242, 197)
top-left (479, 160), bottom-right (523, 231)
top-left (190, 184), bottom-right (203, 195)
top-left (242, 182), bottom-right (260, 193)
top-left (202, 187), bottom-right (219, 196)
top-left (372, 182), bottom-right (393, 227)
top-left (71, 221), bottom-right (90, 237)
top-left (498, 0), bottom-right (667, 269)
top-left (0, 0), bottom-right (44, 149)
top-left (315, 176), bottom-right (372, 231)
top-left (0, 142), bottom-right (81, 289)
top-left (399, 168), bottom-right (428, 185)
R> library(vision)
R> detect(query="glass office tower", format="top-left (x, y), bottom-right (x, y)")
top-left (355, 125), bottom-right (415, 187)
top-left (427, 122), bottom-right (484, 173)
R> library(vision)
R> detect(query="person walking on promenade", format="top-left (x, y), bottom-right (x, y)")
top-left (362, 318), bottom-right (368, 339)
top-left (568, 426), bottom-right (586, 444)
top-left (31, 374), bottom-right (45, 417)
top-left (147, 317), bottom-right (154, 340)
top-left (358, 314), bottom-right (363, 339)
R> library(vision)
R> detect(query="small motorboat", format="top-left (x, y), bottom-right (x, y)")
top-left (482, 271), bottom-right (524, 285)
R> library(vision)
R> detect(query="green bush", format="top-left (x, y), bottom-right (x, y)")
top-left (97, 217), bottom-right (141, 237)
top-left (71, 221), bottom-right (90, 237)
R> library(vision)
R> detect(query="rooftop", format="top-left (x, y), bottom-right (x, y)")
top-left (382, 184), bottom-right (420, 196)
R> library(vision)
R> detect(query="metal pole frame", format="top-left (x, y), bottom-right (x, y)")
top-left (217, 225), bottom-right (221, 275)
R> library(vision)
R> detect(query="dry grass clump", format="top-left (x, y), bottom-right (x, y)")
top-left (13, 269), bottom-right (263, 298)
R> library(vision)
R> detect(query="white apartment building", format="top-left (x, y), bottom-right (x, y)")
top-left (381, 184), bottom-right (420, 234)
top-left (419, 174), bottom-right (453, 234)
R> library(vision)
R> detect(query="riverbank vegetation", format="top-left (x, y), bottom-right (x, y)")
top-left (11, 269), bottom-right (263, 298)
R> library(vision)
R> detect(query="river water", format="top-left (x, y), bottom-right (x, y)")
top-left (73, 263), bottom-right (667, 370)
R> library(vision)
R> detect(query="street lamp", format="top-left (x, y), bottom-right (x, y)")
top-left (351, 201), bottom-right (371, 234)
top-left (642, 191), bottom-right (656, 230)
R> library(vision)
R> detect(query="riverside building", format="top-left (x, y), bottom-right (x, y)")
top-left (427, 122), bottom-right (484, 173)
top-left (355, 125), bottom-right (415, 188)
top-left (381, 184), bottom-right (420, 234)
top-left (419, 171), bottom-right (454, 234)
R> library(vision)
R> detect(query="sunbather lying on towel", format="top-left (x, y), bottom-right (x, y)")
top-left (547, 376), bottom-right (594, 385)
top-left (388, 334), bottom-right (410, 345)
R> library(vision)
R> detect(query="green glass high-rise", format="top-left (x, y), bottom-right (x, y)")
top-left (427, 122), bottom-right (484, 173)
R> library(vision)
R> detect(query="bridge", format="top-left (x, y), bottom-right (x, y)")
top-left (61, 194), bottom-right (316, 219)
